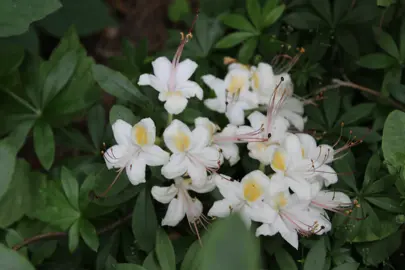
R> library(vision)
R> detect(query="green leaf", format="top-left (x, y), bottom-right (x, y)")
top-left (389, 83), bottom-right (405, 103)
top-left (333, 0), bottom-right (351, 24)
top-left (0, 243), bottom-right (35, 269)
top-left (180, 241), bottom-right (201, 270)
top-left (261, 4), bottom-right (286, 28)
top-left (41, 51), bottom-right (78, 106)
top-left (116, 264), bottom-right (148, 270)
top-left (310, 0), bottom-right (332, 25)
top-left (39, 0), bottom-right (116, 37)
top-left (331, 263), bottom-right (359, 270)
top-left (283, 12), bottom-right (323, 30)
top-left (199, 214), bottom-right (260, 270)
top-left (382, 110), bottom-right (405, 168)
top-left (342, 127), bottom-right (381, 143)
top-left (143, 251), bottom-right (161, 270)
top-left (0, 0), bottom-right (62, 37)
top-left (132, 187), bottom-right (158, 252)
top-left (92, 64), bottom-right (148, 107)
top-left (357, 53), bottom-right (396, 69)
top-left (334, 158), bottom-right (358, 192)
top-left (61, 167), bottom-right (80, 211)
top-left (275, 248), bottom-right (298, 270)
top-left (68, 219), bottom-right (80, 253)
top-left (400, 18), bottom-right (405, 60)
top-left (237, 37), bottom-right (258, 64)
top-left (322, 90), bottom-right (340, 127)
top-left (168, 0), bottom-right (190, 22)
top-left (109, 105), bottom-right (139, 125)
top-left (155, 229), bottom-right (176, 270)
top-left (364, 175), bottom-right (396, 195)
top-left (0, 142), bottom-right (17, 201)
top-left (215, 32), bottom-right (256, 49)
top-left (246, 0), bottom-right (261, 29)
top-left (373, 27), bottom-right (400, 59)
top-left (336, 30), bottom-right (359, 57)
top-left (336, 103), bottom-right (375, 127)
top-left (365, 197), bottom-right (403, 213)
top-left (221, 14), bottom-right (257, 32)
top-left (88, 104), bottom-right (105, 149)
top-left (33, 120), bottom-right (55, 170)
top-left (80, 218), bottom-right (99, 252)
top-left (382, 67), bottom-right (402, 97)
top-left (0, 42), bottom-right (25, 76)
top-left (363, 154), bottom-right (381, 189)
top-left (303, 238), bottom-right (326, 270)
top-left (0, 160), bottom-right (32, 228)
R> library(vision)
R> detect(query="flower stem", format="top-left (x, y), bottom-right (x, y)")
top-left (167, 113), bottom-right (173, 126)
top-left (259, 163), bottom-right (266, 173)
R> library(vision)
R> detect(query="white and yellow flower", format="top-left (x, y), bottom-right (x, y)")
top-left (103, 119), bottom-right (170, 185)
top-left (151, 176), bottom-right (216, 227)
top-left (207, 170), bottom-right (278, 228)
top-left (161, 120), bottom-right (221, 187)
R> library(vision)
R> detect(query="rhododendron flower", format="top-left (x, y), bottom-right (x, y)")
top-left (208, 170), bottom-right (277, 228)
top-left (161, 120), bottom-right (221, 187)
top-left (151, 176), bottom-right (216, 227)
top-left (202, 73), bottom-right (258, 125)
top-left (310, 182), bottom-right (353, 213)
top-left (103, 119), bottom-right (169, 185)
top-left (195, 117), bottom-right (240, 166)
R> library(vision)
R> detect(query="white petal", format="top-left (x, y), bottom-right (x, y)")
top-left (138, 74), bottom-right (166, 92)
top-left (239, 206), bottom-right (252, 228)
top-left (226, 105), bottom-right (245, 126)
top-left (208, 199), bottom-right (232, 217)
top-left (162, 198), bottom-right (186, 226)
top-left (247, 111), bottom-right (266, 130)
top-left (187, 156), bottom-right (208, 187)
top-left (103, 144), bottom-right (130, 169)
top-left (204, 98), bottom-right (226, 113)
top-left (196, 147), bottom-right (221, 169)
top-left (132, 118), bottom-right (156, 146)
top-left (178, 81), bottom-right (203, 100)
top-left (285, 176), bottom-right (312, 200)
top-left (190, 126), bottom-right (211, 150)
top-left (126, 158), bottom-right (146, 185)
top-left (218, 143), bottom-right (240, 166)
top-left (164, 95), bottom-right (188, 115)
top-left (214, 176), bottom-right (242, 204)
top-left (241, 170), bottom-right (271, 189)
top-left (255, 224), bottom-right (274, 237)
top-left (185, 198), bottom-right (203, 223)
top-left (176, 59), bottom-right (198, 83)
top-left (317, 164), bottom-right (338, 186)
top-left (316, 190), bottom-right (351, 205)
top-left (112, 119), bottom-right (132, 145)
top-left (201, 75), bottom-right (226, 99)
top-left (151, 185), bottom-right (178, 204)
top-left (311, 144), bottom-right (334, 164)
top-left (187, 174), bottom-right (217, 193)
top-left (281, 230), bottom-right (299, 249)
top-left (163, 120), bottom-right (192, 153)
top-left (152, 57), bottom-right (172, 84)
top-left (279, 109), bottom-right (305, 132)
top-left (140, 145), bottom-right (170, 166)
top-left (296, 133), bottom-right (317, 158)
top-left (283, 97), bottom-right (304, 114)
top-left (268, 173), bottom-right (290, 196)
top-left (282, 133), bottom-right (302, 160)
top-left (161, 153), bottom-right (188, 179)
top-left (247, 201), bottom-right (278, 224)
top-left (268, 116), bottom-right (290, 143)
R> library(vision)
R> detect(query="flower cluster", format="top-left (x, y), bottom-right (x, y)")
top-left (102, 30), bottom-right (355, 249)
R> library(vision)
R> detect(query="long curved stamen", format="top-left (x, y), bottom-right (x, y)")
top-left (92, 167), bottom-right (125, 198)
top-left (265, 78), bottom-right (287, 136)
top-left (213, 125), bottom-right (267, 144)
top-left (280, 211), bottom-right (318, 237)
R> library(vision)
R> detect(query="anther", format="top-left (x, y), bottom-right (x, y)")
top-left (267, 133), bottom-right (271, 139)
top-left (280, 76), bottom-right (284, 81)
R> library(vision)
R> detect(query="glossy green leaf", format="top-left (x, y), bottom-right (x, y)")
top-left (168, 0), bottom-right (190, 22)
top-left (283, 12), bottom-right (323, 29)
top-left (0, 244), bottom-right (35, 270)
top-left (132, 187), bottom-right (158, 252)
top-left (180, 241), bottom-right (201, 270)
top-left (199, 214), bottom-right (260, 270)
top-left (80, 218), bottom-right (99, 252)
top-left (331, 263), bottom-right (359, 270)
top-left (310, 0), bottom-right (332, 25)
top-left (342, 127), bottom-right (381, 143)
top-left (237, 37), bottom-right (258, 63)
top-left (262, 4), bottom-right (286, 28)
top-left (382, 110), bottom-right (405, 168)
top-left (215, 32), bottom-right (256, 49)
top-left (109, 105), bottom-right (139, 126)
top-left (0, 142), bottom-right (16, 201)
top-left (155, 229), bottom-right (176, 270)
top-left (275, 248), bottom-right (298, 270)
top-left (365, 196), bottom-right (403, 213)
top-left (363, 154), bottom-right (381, 189)
top-left (143, 251), bottom-right (161, 270)
top-left (68, 219), bottom-right (80, 253)
top-left (322, 90), bottom-right (340, 127)
top-left (400, 18), bottom-right (405, 60)
top-left (334, 158), bottom-right (358, 192)
top-left (336, 103), bottom-right (375, 127)
top-left (0, 0), bottom-right (61, 37)
top-left (0, 42), bottom-right (25, 76)
top-left (303, 238), bottom-right (326, 270)
top-left (364, 175), bottom-right (396, 195)
top-left (88, 104), bottom-right (105, 149)
top-left (336, 30), bottom-right (359, 57)
top-left (373, 27), bottom-right (400, 59)
top-left (389, 83), bottom-right (405, 103)
top-left (116, 264), bottom-right (148, 270)
top-left (357, 53), bottom-right (396, 69)
top-left (221, 14), bottom-right (256, 32)
top-left (333, 0), bottom-right (351, 24)
top-left (33, 120), bottom-right (55, 170)
top-left (246, 0), bottom-right (261, 29)
top-left (61, 167), bottom-right (80, 211)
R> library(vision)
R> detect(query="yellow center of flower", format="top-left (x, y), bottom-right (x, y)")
top-left (271, 150), bottom-right (286, 171)
top-left (228, 76), bottom-right (245, 95)
top-left (183, 178), bottom-right (192, 185)
top-left (273, 193), bottom-right (288, 210)
top-left (301, 147), bottom-right (305, 158)
top-left (132, 125), bottom-right (148, 146)
top-left (167, 91), bottom-right (183, 97)
top-left (243, 179), bottom-right (263, 202)
top-left (252, 72), bottom-right (260, 89)
top-left (174, 131), bottom-right (190, 152)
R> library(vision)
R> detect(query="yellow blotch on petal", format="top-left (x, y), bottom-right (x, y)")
top-left (174, 131), bottom-right (190, 152)
top-left (167, 91), bottom-right (183, 97)
top-left (243, 179), bottom-right (263, 202)
top-left (133, 125), bottom-right (148, 146)
top-left (252, 72), bottom-right (260, 90)
top-left (274, 193), bottom-right (288, 210)
top-left (228, 76), bottom-right (245, 95)
top-left (301, 147), bottom-right (305, 158)
top-left (183, 178), bottom-right (192, 185)
top-left (272, 150), bottom-right (286, 171)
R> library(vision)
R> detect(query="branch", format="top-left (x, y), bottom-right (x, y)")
top-left (12, 213), bottom-right (132, 251)
top-left (332, 79), bottom-right (405, 111)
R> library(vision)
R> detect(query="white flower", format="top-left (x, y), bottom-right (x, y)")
top-left (270, 134), bottom-right (320, 200)
top-left (138, 56), bottom-right (203, 114)
top-left (242, 111), bottom-right (289, 165)
top-left (207, 170), bottom-right (278, 228)
top-left (202, 72), bottom-right (258, 125)
top-left (151, 176), bottom-right (216, 227)
top-left (310, 182), bottom-right (352, 213)
top-left (161, 120), bottom-right (221, 187)
top-left (256, 191), bottom-right (331, 249)
top-left (195, 117), bottom-right (240, 166)
top-left (104, 119), bottom-right (170, 185)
